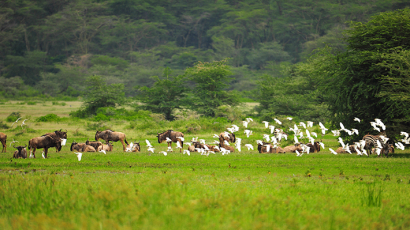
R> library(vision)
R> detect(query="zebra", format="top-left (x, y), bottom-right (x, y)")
top-left (362, 134), bottom-right (390, 157)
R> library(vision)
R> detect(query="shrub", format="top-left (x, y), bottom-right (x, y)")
top-left (6, 112), bottom-right (21, 122)
top-left (86, 121), bottom-right (112, 131)
top-left (0, 121), bottom-right (9, 129)
top-left (35, 114), bottom-right (61, 122)
top-left (26, 101), bottom-right (37, 105)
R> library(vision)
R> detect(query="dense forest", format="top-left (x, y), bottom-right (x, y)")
top-left (1, 1), bottom-right (410, 133)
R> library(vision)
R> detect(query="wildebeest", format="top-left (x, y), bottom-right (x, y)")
top-left (86, 139), bottom-right (103, 150)
top-left (13, 144), bottom-right (27, 159)
top-left (97, 142), bottom-right (113, 152)
top-left (306, 141), bottom-right (321, 153)
top-left (219, 132), bottom-right (235, 144)
top-left (42, 129), bottom-right (67, 152)
top-left (70, 141), bottom-right (96, 152)
top-left (335, 145), bottom-right (356, 154)
top-left (257, 142), bottom-right (285, 153)
top-left (95, 130), bottom-right (128, 151)
top-left (157, 130), bottom-right (184, 152)
top-left (363, 134), bottom-right (390, 157)
top-left (219, 144), bottom-right (234, 153)
top-left (28, 135), bottom-right (62, 158)
top-left (126, 141), bottom-right (141, 152)
top-left (0, 132), bottom-right (6, 153)
top-left (283, 144), bottom-right (303, 153)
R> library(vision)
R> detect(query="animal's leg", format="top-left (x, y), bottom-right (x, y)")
top-left (33, 148), bottom-right (36, 158)
top-left (45, 148), bottom-right (49, 158)
top-left (120, 139), bottom-right (126, 151)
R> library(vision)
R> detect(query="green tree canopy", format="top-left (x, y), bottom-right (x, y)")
top-left (185, 59), bottom-right (239, 117)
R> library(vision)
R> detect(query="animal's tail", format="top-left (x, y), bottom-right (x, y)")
top-left (124, 138), bottom-right (129, 145)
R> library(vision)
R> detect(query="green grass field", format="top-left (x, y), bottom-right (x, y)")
top-left (0, 101), bottom-right (409, 229)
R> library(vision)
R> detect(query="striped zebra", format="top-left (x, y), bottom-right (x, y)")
top-left (362, 134), bottom-right (390, 157)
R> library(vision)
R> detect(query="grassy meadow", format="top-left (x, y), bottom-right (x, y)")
top-left (0, 101), bottom-right (410, 229)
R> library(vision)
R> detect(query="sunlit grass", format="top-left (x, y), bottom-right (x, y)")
top-left (0, 101), bottom-right (409, 229)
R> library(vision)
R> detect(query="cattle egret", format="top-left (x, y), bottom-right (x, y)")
top-left (99, 149), bottom-right (106, 154)
top-left (213, 140), bottom-right (220, 144)
top-left (287, 117), bottom-right (293, 120)
top-left (74, 152), bottom-right (82, 161)
top-left (339, 122), bottom-right (346, 131)
top-left (319, 142), bottom-right (325, 149)
top-left (354, 147), bottom-right (362, 155)
top-left (223, 132), bottom-right (230, 138)
top-left (11, 117), bottom-right (21, 128)
top-left (20, 119), bottom-right (28, 129)
top-left (362, 148), bottom-right (368, 156)
top-left (223, 140), bottom-right (230, 146)
top-left (376, 140), bottom-right (383, 149)
top-left (213, 146), bottom-right (220, 151)
top-left (299, 122), bottom-right (307, 129)
top-left (256, 140), bottom-right (263, 145)
top-left (166, 137), bottom-right (172, 143)
top-left (375, 148), bottom-right (381, 156)
top-left (331, 130), bottom-right (340, 136)
top-left (283, 134), bottom-right (288, 140)
top-left (271, 137), bottom-right (277, 144)
top-left (311, 132), bottom-right (318, 138)
top-left (246, 118), bottom-right (253, 123)
top-left (42, 152), bottom-right (46, 159)
top-left (244, 129), bottom-right (252, 137)
top-left (213, 134), bottom-right (219, 138)
top-left (145, 140), bottom-right (152, 147)
top-left (307, 121), bottom-right (313, 128)
top-left (351, 129), bottom-right (359, 135)
top-left (167, 146), bottom-right (173, 152)
top-left (395, 142), bottom-right (405, 150)
top-left (354, 117), bottom-right (361, 122)
top-left (185, 142), bottom-right (192, 146)
top-left (274, 118), bottom-right (282, 125)
top-left (183, 150), bottom-right (191, 156)
top-left (158, 151), bottom-right (167, 156)
top-left (242, 121), bottom-right (249, 128)
top-left (203, 145), bottom-right (210, 151)
top-left (268, 125), bottom-right (275, 134)
top-left (9, 139), bottom-right (18, 147)
top-left (200, 139), bottom-right (206, 144)
top-left (29, 152), bottom-right (34, 158)
top-left (329, 148), bottom-right (337, 155)
top-left (400, 132), bottom-right (409, 138)
top-left (306, 129), bottom-right (311, 138)
top-left (262, 121), bottom-right (269, 128)
top-left (263, 134), bottom-right (270, 142)
top-left (177, 137), bottom-right (185, 142)
top-left (176, 141), bottom-right (182, 149)
top-left (359, 140), bottom-right (366, 149)
top-left (245, 144), bottom-right (254, 150)
top-left (308, 136), bottom-right (315, 145)
top-left (265, 144), bottom-right (271, 152)
top-left (148, 147), bottom-right (155, 153)
top-left (379, 135), bottom-right (389, 144)
top-left (338, 137), bottom-right (345, 148)
top-left (319, 122), bottom-right (328, 134)
top-left (227, 127), bottom-right (235, 133)
top-left (294, 135), bottom-right (299, 144)
top-left (295, 150), bottom-right (302, 157)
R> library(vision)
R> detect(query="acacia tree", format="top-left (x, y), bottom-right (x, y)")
top-left (138, 68), bottom-right (188, 120)
top-left (185, 59), bottom-right (239, 117)
top-left (304, 9), bottom-right (410, 139)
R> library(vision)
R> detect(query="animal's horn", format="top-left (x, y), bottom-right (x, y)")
top-left (24, 144), bottom-right (27, 148)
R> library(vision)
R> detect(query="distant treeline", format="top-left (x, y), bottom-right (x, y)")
top-left (1, 0), bottom-right (409, 98)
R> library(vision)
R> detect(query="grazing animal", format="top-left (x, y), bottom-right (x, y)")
top-left (95, 130), bottom-right (128, 151)
top-left (70, 141), bottom-right (96, 152)
top-left (335, 145), bottom-right (355, 154)
top-left (28, 135), bottom-right (62, 158)
top-left (13, 144), bottom-right (27, 159)
top-left (86, 139), bottom-right (103, 150)
top-left (0, 132), bottom-right (6, 153)
top-left (97, 142), bottom-right (113, 152)
top-left (257, 142), bottom-right (285, 153)
top-left (42, 129), bottom-right (67, 152)
top-left (126, 141), bottom-right (141, 152)
top-left (306, 141), bottom-right (321, 153)
top-left (188, 145), bottom-right (196, 152)
top-left (219, 132), bottom-right (236, 144)
top-left (157, 130), bottom-right (184, 152)
top-left (283, 144), bottom-right (303, 153)
top-left (363, 134), bottom-right (390, 157)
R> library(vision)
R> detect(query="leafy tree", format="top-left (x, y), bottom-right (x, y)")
top-left (81, 75), bottom-right (126, 116)
top-left (137, 68), bottom-right (188, 120)
top-left (185, 59), bottom-right (239, 117)
top-left (305, 9), bottom-right (410, 139)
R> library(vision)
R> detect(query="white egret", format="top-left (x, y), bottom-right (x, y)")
top-left (262, 121), bottom-right (269, 128)
top-left (294, 135), bottom-right (299, 144)
top-left (223, 140), bottom-right (230, 146)
top-left (351, 129), bottom-right (359, 135)
top-left (176, 141), bottom-right (182, 149)
top-left (307, 121), bottom-right (313, 128)
top-left (159, 151), bottom-right (167, 156)
top-left (329, 148), bottom-right (337, 155)
top-left (246, 118), bottom-right (254, 123)
top-left (147, 147), bottom-right (155, 153)
top-left (99, 149), bottom-right (106, 154)
top-left (268, 125), bottom-right (275, 134)
top-left (244, 144), bottom-right (254, 150)
top-left (311, 132), bottom-right (318, 138)
top-left (166, 137), bottom-right (172, 143)
top-left (21, 119), bottom-right (28, 129)
top-left (213, 134), bottom-right (219, 138)
top-left (319, 142), bottom-right (325, 149)
top-left (9, 139), bottom-right (18, 147)
top-left (354, 117), bottom-right (361, 123)
top-left (263, 134), bottom-right (270, 142)
top-left (42, 152), bottom-right (46, 159)
top-left (242, 121), bottom-right (249, 128)
top-left (74, 152), bottom-right (82, 161)
top-left (295, 150), bottom-right (303, 157)
top-left (183, 150), bottom-right (191, 155)
top-left (244, 129), bottom-right (252, 137)
top-left (145, 139), bottom-right (152, 147)
top-left (338, 137), bottom-right (345, 148)
top-left (199, 139), bottom-right (206, 144)
top-left (273, 118), bottom-right (282, 125)
top-left (287, 117), bottom-right (293, 120)
top-left (11, 117), bottom-right (21, 128)
top-left (265, 144), bottom-right (271, 152)
top-left (299, 122), bottom-right (306, 129)
top-left (167, 146), bottom-right (173, 152)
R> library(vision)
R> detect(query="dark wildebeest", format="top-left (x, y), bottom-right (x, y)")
top-left (157, 130), bottom-right (184, 152)
top-left (306, 141), bottom-right (321, 153)
top-left (283, 144), bottom-right (303, 153)
top-left (86, 139), bottom-right (103, 151)
top-left (95, 130), bottom-right (128, 151)
top-left (13, 144), bottom-right (27, 159)
top-left (42, 129), bottom-right (67, 152)
top-left (219, 132), bottom-right (235, 145)
top-left (98, 142), bottom-right (113, 152)
top-left (0, 132), bottom-right (6, 153)
top-left (257, 142), bottom-right (285, 153)
top-left (28, 135), bottom-right (62, 158)
top-left (363, 134), bottom-right (390, 157)
top-left (70, 141), bottom-right (96, 152)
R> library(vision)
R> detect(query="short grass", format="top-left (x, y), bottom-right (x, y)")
top-left (0, 101), bottom-right (409, 229)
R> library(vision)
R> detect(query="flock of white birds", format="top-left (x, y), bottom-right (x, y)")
top-left (69, 116), bottom-right (409, 161)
